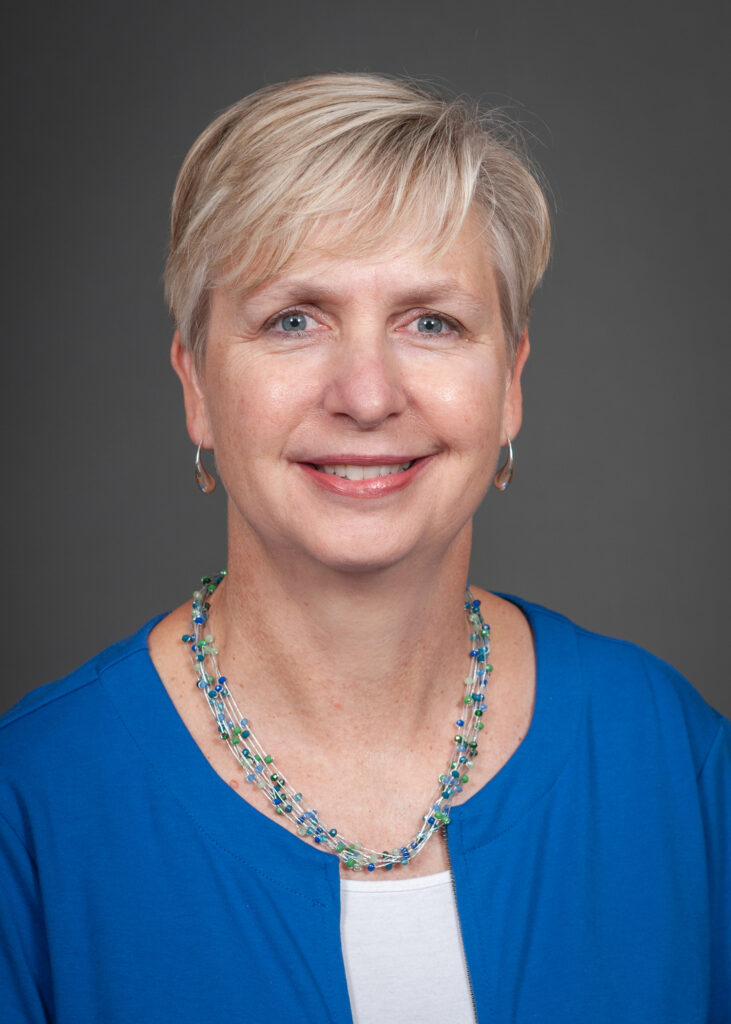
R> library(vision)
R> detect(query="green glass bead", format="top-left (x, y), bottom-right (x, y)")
top-left (336, 843), bottom-right (345, 853)
top-left (461, 774), bottom-right (469, 783)
top-left (476, 721), bottom-right (484, 730)
top-left (264, 755), bottom-right (273, 764)
top-left (346, 858), bottom-right (356, 868)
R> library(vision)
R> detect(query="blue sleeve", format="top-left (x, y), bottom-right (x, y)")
top-left (0, 814), bottom-right (52, 1023)
top-left (698, 718), bottom-right (731, 1023)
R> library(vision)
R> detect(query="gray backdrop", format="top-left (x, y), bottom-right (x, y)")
top-left (3, 0), bottom-right (729, 716)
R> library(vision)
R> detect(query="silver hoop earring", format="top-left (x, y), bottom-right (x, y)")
top-left (493, 437), bottom-right (514, 491)
top-left (194, 441), bottom-right (217, 494)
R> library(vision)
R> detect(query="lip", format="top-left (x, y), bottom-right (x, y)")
top-left (297, 454), bottom-right (433, 498)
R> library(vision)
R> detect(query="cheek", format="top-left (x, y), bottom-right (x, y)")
top-left (207, 358), bottom-right (320, 452)
top-left (418, 360), bottom-right (505, 452)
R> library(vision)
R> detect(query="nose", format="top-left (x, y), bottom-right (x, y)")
top-left (322, 327), bottom-right (407, 429)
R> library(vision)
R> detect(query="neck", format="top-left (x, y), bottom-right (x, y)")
top-left (210, 517), bottom-right (475, 736)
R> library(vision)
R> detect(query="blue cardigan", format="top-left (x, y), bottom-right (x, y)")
top-left (1, 597), bottom-right (729, 1023)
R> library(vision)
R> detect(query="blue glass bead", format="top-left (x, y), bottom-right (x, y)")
top-left (194, 616), bottom-right (204, 624)
top-left (385, 863), bottom-right (393, 870)
top-left (367, 863), bottom-right (375, 871)
top-left (329, 829), bottom-right (337, 837)
top-left (255, 764), bottom-right (264, 773)
top-left (285, 805), bottom-right (293, 813)
top-left (218, 676), bottom-right (227, 684)
top-left (470, 650), bottom-right (478, 658)
top-left (242, 730), bottom-right (250, 738)
top-left (214, 684), bottom-right (222, 692)
top-left (273, 797), bottom-right (282, 805)
top-left (314, 836), bottom-right (322, 843)
top-left (401, 847), bottom-right (408, 856)
top-left (427, 816), bottom-right (435, 825)
top-left (246, 774), bottom-right (255, 783)
top-left (472, 599), bottom-right (481, 609)
top-left (196, 654), bottom-right (204, 662)
top-left (240, 719), bottom-right (248, 727)
top-left (456, 719), bottom-right (465, 727)
top-left (451, 769), bottom-right (459, 778)
top-left (217, 713), bottom-right (225, 721)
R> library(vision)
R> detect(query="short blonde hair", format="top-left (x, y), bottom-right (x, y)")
top-left (165, 73), bottom-right (550, 365)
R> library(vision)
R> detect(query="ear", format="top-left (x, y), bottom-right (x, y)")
top-left (502, 329), bottom-right (530, 443)
top-left (170, 331), bottom-right (213, 448)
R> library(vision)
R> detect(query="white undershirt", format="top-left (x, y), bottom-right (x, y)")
top-left (340, 870), bottom-right (477, 1024)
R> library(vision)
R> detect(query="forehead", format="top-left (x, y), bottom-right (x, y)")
top-left (227, 209), bottom-right (498, 309)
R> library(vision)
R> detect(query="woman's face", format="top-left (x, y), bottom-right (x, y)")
top-left (173, 213), bottom-right (529, 573)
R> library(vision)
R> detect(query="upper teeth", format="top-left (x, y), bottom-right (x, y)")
top-left (315, 462), bottom-right (413, 480)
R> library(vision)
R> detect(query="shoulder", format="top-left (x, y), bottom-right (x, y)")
top-left (0, 616), bottom-right (166, 825)
top-left (0, 616), bottom-right (165, 738)
top-left (503, 594), bottom-right (726, 779)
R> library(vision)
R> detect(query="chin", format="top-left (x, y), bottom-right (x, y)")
top-left (302, 530), bottom-right (421, 575)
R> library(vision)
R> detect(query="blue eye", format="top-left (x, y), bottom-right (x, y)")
top-left (417, 315), bottom-right (444, 334)
top-left (281, 313), bottom-right (308, 331)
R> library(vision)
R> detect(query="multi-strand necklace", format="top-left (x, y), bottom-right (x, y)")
top-left (182, 571), bottom-right (492, 871)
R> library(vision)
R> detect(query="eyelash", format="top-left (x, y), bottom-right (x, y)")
top-left (264, 308), bottom-right (463, 337)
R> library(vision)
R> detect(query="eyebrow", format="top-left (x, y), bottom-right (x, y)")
top-left (237, 276), bottom-right (492, 317)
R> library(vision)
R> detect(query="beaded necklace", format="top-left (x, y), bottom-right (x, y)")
top-left (182, 571), bottom-right (492, 871)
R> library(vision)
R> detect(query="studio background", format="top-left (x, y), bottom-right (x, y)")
top-left (2, 0), bottom-right (729, 716)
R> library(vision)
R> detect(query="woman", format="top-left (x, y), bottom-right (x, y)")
top-left (1, 73), bottom-right (728, 1023)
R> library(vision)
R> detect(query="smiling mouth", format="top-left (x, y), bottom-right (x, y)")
top-left (312, 461), bottom-right (415, 480)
